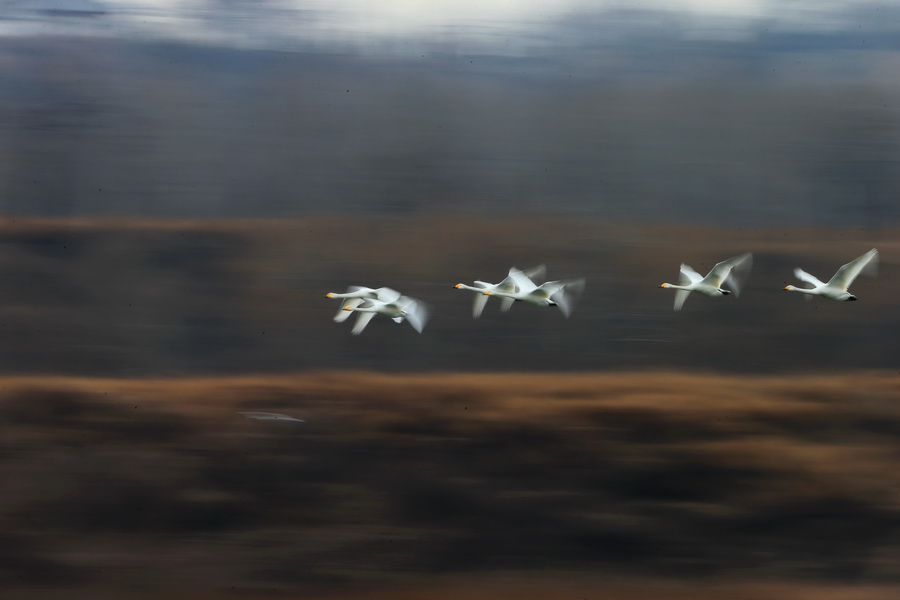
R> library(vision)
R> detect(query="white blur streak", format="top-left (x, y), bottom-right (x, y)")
top-left (1, 0), bottom-right (895, 52)
top-left (238, 411), bottom-right (306, 423)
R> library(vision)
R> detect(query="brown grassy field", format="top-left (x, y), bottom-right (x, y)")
top-left (3, 370), bottom-right (900, 599)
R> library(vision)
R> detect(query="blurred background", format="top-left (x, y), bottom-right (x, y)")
top-left (2, 1), bottom-right (900, 598)
top-left (0, 0), bottom-right (898, 374)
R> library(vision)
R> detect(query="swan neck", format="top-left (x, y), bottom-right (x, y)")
top-left (788, 286), bottom-right (816, 294)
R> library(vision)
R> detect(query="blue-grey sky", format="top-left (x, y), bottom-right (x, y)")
top-left (3, 1), bottom-right (899, 54)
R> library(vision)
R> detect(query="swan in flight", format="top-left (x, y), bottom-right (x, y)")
top-left (659, 253), bottom-right (753, 311)
top-left (325, 286), bottom-right (400, 322)
top-left (784, 248), bottom-right (878, 301)
top-left (483, 267), bottom-right (585, 318)
top-left (454, 265), bottom-right (546, 318)
top-left (342, 295), bottom-right (430, 335)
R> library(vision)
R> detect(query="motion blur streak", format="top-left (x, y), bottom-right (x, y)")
top-left (1, 2), bottom-right (900, 224)
top-left (2, 2), bottom-right (900, 600)
top-left (2, 371), bottom-right (900, 598)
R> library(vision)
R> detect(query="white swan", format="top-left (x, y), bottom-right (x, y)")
top-left (325, 286), bottom-right (400, 322)
top-left (454, 265), bottom-right (546, 318)
top-left (659, 253), bottom-right (753, 311)
top-left (784, 248), bottom-right (878, 301)
top-left (342, 295), bottom-right (430, 335)
top-left (483, 267), bottom-right (585, 318)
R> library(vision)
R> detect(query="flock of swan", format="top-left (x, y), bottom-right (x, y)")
top-left (325, 248), bottom-right (879, 335)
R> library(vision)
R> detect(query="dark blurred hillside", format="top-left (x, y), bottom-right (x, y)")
top-left (0, 217), bottom-right (896, 375)
top-left (2, 372), bottom-right (900, 598)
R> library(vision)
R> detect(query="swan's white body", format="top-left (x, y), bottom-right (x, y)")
top-left (454, 265), bottom-right (546, 318)
top-left (784, 248), bottom-right (878, 301)
top-left (484, 267), bottom-right (585, 318)
top-left (342, 295), bottom-right (430, 335)
top-left (660, 253), bottom-right (753, 311)
top-left (325, 286), bottom-right (400, 322)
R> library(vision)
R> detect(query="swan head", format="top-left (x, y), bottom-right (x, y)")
top-left (659, 283), bottom-right (669, 288)
top-left (326, 292), bottom-right (334, 298)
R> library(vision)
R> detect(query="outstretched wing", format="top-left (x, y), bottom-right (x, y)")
top-left (704, 253), bottom-right (752, 293)
top-left (374, 287), bottom-right (402, 302)
top-left (673, 289), bottom-right (691, 312)
top-left (532, 279), bottom-right (568, 300)
top-left (472, 293), bottom-right (490, 318)
top-left (506, 267), bottom-right (539, 294)
top-left (521, 264), bottom-right (546, 281)
top-left (827, 248), bottom-right (878, 291)
top-left (350, 311), bottom-right (377, 335)
top-left (493, 275), bottom-right (517, 295)
top-left (793, 268), bottom-right (825, 289)
top-left (334, 297), bottom-right (363, 322)
top-left (401, 297), bottom-right (429, 333)
top-left (550, 278), bottom-right (585, 318)
top-left (678, 264), bottom-right (703, 286)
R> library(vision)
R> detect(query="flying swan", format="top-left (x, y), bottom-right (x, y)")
top-left (784, 248), bottom-right (878, 301)
top-left (325, 286), bottom-right (401, 322)
top-left (659, 253), bottom-right (753, 311)
top-left (483, 267), bottom-right (585, 318)
top-left (342, 295), bottom-right (430, 335)
top-left (454, 265), bottom-right (546, 318)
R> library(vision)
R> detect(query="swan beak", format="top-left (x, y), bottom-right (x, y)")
top-left (659, 283), bottom-right (667, 288)
top-left (454, 284), bottom-right (461, 288)
top-left (783, 286), bottom-right (790, 291)
top-left (483, 291), bottom-right (491, 296)
top-left (343, 306), bottom-right (352, 311)
top-left (326, 293), bottom-right (334, 298)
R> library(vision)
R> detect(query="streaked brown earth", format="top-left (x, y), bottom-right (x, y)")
top-left (2, 371), bottom-right (900, 599)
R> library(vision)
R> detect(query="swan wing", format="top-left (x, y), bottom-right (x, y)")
top-left (507, 267), bottom-right (538, 294)
top-left (333, 296), bottom-right (363, 322)
top-left (673, 289), bottom-right (691, 312)
top-left (402, 298), bottom-right (430, 333)
top-left (350, 311), bottom-right (377, 335)
top-left (374, 287), bottom-right (402, 302)
top-left (679, 264), bottom-right (703, 285)
top-left (472, 293), bottom-right (489, 318)
top-left (827, 248), bottom-right (878, 290)
top-left (704, 253), bottom-right (752, 290)
top-left (500, 297), bottom-right (515, 312)
top-left (793, 268), bottom-right (825, 288)
top-left (551, 278), bottom-right (585, 318)
top-left (532, 279), bottom-right (568, 300)
top-left (493, 275), bottom-right (517, 295)
top-left (521, 264), bottom-right (546, 281)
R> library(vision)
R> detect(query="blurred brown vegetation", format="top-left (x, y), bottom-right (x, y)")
top-left (2, 371), bottom-right (900, 598)
top-left (0, 217), bottom-right (896, 374)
